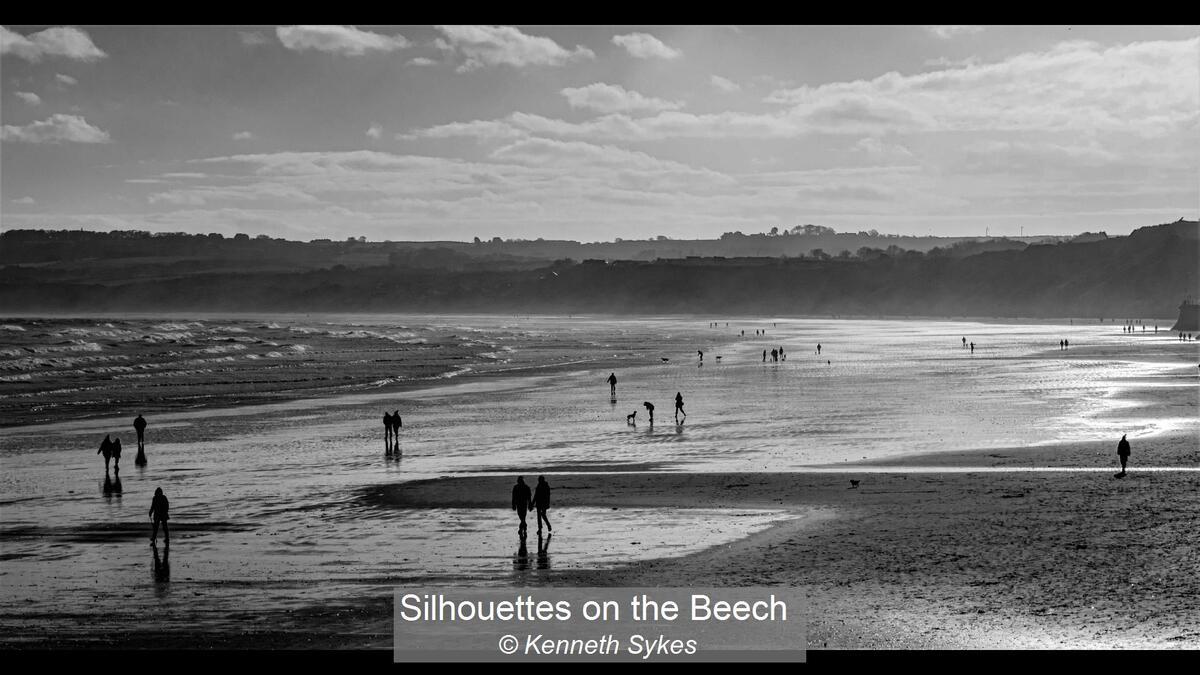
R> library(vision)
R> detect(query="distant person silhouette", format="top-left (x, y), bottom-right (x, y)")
top-left (771, 348), bottom-right (778, 362)
top-left (111, 437), bottom-right (122, 472)
top-left (817, 343), bottom-right (822, 355)
top-left (762, 350), bottom-right (766, 362)
top-left (512, 477), bottom-right (532, 535)
top-left (674, 392), bottom-right (686, 423)
top-left (970, 342), bottom-right (975, 354)
top-left (698, 350), bottom-right (703, 363)
top-left (962, 337), bottom-right (967, 348)
top-left (383, 411), bottom-right (394, 450)
top-left (1064, 339), bottom-right (1069, 349)
top-left (391, 410), bottom-right (403, 450)
top-left (1060, 339), bottom-right (1064, 350)
top-left (643, 401), bottom-right (655, 424)
top-left (1117, 434), bottom-right (1131, 476)
top-left (778, 346), bottom-right (784, 360)
top-left (149, 487), bottom-right (169, 545)
top-left (134, 414), bottom-right (147, 451)
top-left (533, 476), bottom-right (552, 534)
top-left (98, 434), bottom-right (113, 472)
top-left (607, 372), bottom-right (617, 396)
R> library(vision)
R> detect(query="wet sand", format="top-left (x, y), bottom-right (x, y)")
top-left (371, 432), bottom-right (1200, 649)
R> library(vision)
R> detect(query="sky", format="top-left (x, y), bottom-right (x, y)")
top-left (1, 25), bottom-right (1198, 242)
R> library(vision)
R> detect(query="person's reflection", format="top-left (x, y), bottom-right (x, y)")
top-left (536, 533), bottom-right (552, 570)
top-left (152, 542), bottom-right (170, 582)
top-left (102, 472), bottom-right (115, 501)
top-left (111, 472), bottom-right (122, 499)
top-left (512, 531), bottom-right (530, 572)
top-left (675, 422), bottom-right (684, 435)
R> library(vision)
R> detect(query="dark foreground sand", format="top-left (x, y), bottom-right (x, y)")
top-left (367, 436), bottom-right (1200, 649)
top-left (22, 435), bottom-right (1199, 650)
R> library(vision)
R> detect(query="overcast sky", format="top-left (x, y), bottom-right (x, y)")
top-left (2, 25), bottom-right (1197, 242)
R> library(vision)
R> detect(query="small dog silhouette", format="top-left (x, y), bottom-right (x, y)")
top-left (626, 411), bottom-right (637, 424)
top-left (849, 480), bottom-right (860, 489)
top-left (715, 356), bottom-right (722, 362)
top-left (660, 357), bottom-right (670, 362)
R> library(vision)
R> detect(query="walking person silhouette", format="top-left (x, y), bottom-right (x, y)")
top-left (149, 487), bottom-right (170, 545)
top-left (1117, 434), bottom-right (1131, 476)
top-left (674, 392), bottom-right (686, 423)
top-left (607, 372), bottom-right (617, 396)
top-left (98, 434), bottom-right (113, 473)
top-left (533, 476), bottom-right (552, 534)
top-left (512, 477), bottom-right (532, 535)
top-left (134, 414), bottom-right (148, 467)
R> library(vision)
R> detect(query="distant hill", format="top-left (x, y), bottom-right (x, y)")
top-left (1, 220), bottom-right (1195, 320)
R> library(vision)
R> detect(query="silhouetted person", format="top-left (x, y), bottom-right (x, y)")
top-left (391, 410), bottom-right (402, 453)
top-left (134, 414), bottom-right (147, 451)
top-left (149, 487), bottom-right (169, 545)
top-left (643, 401), bottom-right (655, 424)
top-left (1059, 339), bottom-right (1064, 350)
top-left (674, 392), bottom-right (686, 423)
top-left (770, 348), bottom-right (778, 362)
top-left (762, 350), bottom-right (766, 362)
top-left (512, 477), bottom-right (532, 534)
top-left (383, 411), bottom-right (393, 451)
top-left (817, 343), bottom-right (822, 355)
top-left (533, 476), bottom-right (552, 534)
top-left (1117, 434), bottom-right (1131, 476)
top-left (111, 437), bottom-right (122, 472)
top-left (698, 350), bottom-right (703, 362)
top-left (1064, 339), bottom-right (1069, 349)
top-left (962, 337), bottom-right (967, 348)
top-left (152, 542), bottom-right (170, 582)
top-left (970, 342), bottom-right (975, 354)
top-left (607, 372), bottom-right (617, 396)
top-left (98, 434), bottom-right (113, 472)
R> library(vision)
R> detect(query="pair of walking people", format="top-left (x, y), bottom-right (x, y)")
top-left (511, 476), bottom-right (552, 535)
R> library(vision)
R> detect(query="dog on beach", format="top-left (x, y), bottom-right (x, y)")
top-left (626, 411), bottom-right (637, 424)
top-left (849, 479), bottom-right (860, 489)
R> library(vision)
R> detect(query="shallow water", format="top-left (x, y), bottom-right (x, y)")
top-left (1, 314), bottom-right (1197, 642)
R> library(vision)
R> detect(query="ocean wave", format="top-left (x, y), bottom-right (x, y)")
top-left (200, 344), bottom-right (248, 354)
top-left (1, 324), bottom-right (26, 332)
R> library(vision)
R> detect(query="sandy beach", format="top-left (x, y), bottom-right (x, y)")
top-left (2, 315), bottom-right (1196, 650)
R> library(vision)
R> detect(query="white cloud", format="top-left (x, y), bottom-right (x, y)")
top-left (367, 124), bottom-right (382, 139)
top-left (612, 32), bottom-right (682, 60)
top-left (1, 114), bottom-right (111, 144)
top-left (11, 196), bottom-right (36, 205)
top-left (0, 26), bottom-right (107, 62)
top-left (408, 56), bottom-right (437, 66)
top-left (765, 38), bottom-right (1200, 137)
top-left (852, 137), bottom-right (914, 160)
top-left (15, 91), bottom-right (41, 105)
top-left (561, 83), bottom-right (683, 114)
top-left (55, 73), bottom-right (78, 86)
top-left (276, 25), bottom-right (410, 56)
top-left (710, 75), bottom-right (741, 93)
top-left (233, 131), bottom-right (254, 140)
top-left (435, 25), bottom-right (594, 72)
top-left (927, 26), bottom-right (985, 39)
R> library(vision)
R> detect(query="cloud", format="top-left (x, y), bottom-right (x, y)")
top-left (710, 75), bottom-right (741, 93)
top-left (0, 26), bottom-right (107, 62)
top-left (276, 25), bottom-right (410, 56)
top-left (561, 83), bottom-right (683, 114)
top-left (233, 131), bottom-right (254, 140)
top-left (927, 26), bottom-right (985, 39)
top-left (367, 124), bottom-right (382, 139)
top-left (55, 73), bottom-right (78, 86)
top-left (11, 196), bottom-right (35, 205)
top-left (852, 137), bottom-right (914, 160)
top-left (239, 31), bottom-right (270, 47)
top-left (764, 38), bottom-right (1200, 137)
top-left (15, 91), bottom-right (41, 105)
top-left (1, 114), bottom-right (111, 144)
top-left (408, 56), bottom-right (437, 66)
top-left (434, 25), bottom-right (594, 72)
top-left (612, 32), bottom-right (682, 60)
